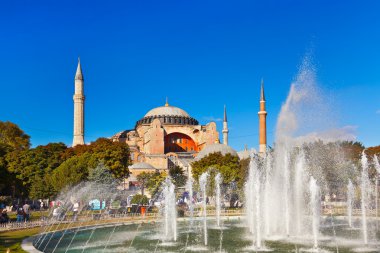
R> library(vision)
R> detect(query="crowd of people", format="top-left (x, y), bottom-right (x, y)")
top-left (0, 202), bottom-right (33, 224)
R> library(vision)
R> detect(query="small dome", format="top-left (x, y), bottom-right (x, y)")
top-left (129, 162), bottom-right (156, 170)
top-left (195, 143), bottom-right (238, 161)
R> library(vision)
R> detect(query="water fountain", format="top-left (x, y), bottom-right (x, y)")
top-left (360, 151), bottom-right (370, 245)
top-left (374, 155), bottom-right (380, 226)
top-left (263, 152), bottom-right (272, 238)
top-left (186, 176), bottom-right (194, 226)
top-left (347, 180), bottom-right (354, 228)
top-left (294, 150), bottom-right (306, 236)
top-left (162, 178), bottom-right (177, 241)
top-left (215, 173), bottom-right (222, 228)
top-left (199, 172), bottom-right (209, 246)
top-left (309, 176), bottom-right (320, 250)
top-left (245, 155), bottom-right (263, 249)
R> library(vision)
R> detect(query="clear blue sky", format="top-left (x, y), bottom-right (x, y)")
top-left (0, 0), bottom-right (379, 150)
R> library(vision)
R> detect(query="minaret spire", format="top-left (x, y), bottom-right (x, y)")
top-left (75, 57), bottom-right (83, 80)
top-left (165, 97), bottom-right (169, 107)
top-left (222, 105), bottom-right (229, 146)
top-left (258, 79), bottom-right (267, 154)
top-left (73, 58), bottom-right (85, 147)
top-left (260, 78), bottom-right (265, 101)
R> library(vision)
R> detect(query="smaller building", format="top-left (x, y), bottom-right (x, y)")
top-left (127, 162), bottom-right (159, 191)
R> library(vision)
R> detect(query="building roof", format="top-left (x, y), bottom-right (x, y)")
top-left (129, 162), bottom-right (156, 170)
top-left (144, 105), bottom-right (190, 118)
top-left (195, 143), bottom-right (238, 161)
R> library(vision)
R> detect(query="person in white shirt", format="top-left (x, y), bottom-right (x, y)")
top-left (73, 202), bottom-right (79, 221)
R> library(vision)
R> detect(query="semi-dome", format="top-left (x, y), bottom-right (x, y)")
top-left (129, 162), bottom-right (156, 170)
top-left (195, 143), bottom-right (238, 161)
top-left (145, 105), bottom-right (190, 118)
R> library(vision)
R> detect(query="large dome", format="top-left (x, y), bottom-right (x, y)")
top-left (195, 143), bottom-right (238, 161)
top-left (144, 105), bottom-right (190, 118)
top-left (136, 103), bottom-right (199, 127)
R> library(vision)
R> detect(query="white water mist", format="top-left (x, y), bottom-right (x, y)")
top-left (347, 180), bottom-right (354, 228)
top-left (309, 176), bottom-right (320, 249)
top-left (215, 173), bottom-right (222, 227)
top-left (199, 172), bottom-right (209, 246)
top-left (360, 152), bottom-right (370, 245)
top-left (162, 178), bottom-right (177, 241)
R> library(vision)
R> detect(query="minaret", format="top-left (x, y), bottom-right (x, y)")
top-left (222, 105), bottom-right (229, 145)
top-left (73, 58), bottom-right (85, 147)
top-left (258, 79), bottom-right (267, 154)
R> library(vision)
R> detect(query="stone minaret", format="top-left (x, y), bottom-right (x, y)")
top-left (258, 79), bottom-right (267, 154)
top-left (222, 105), bottom-right (229, 145)
top-left (73, 58), bottom-right (85, 147)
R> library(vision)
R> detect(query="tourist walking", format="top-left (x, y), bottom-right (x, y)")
top-left (73, 202), bottom-right (79, 221)
top-left (23, 202), bottom-right (31, 221)
top-left (16, 208), bottom-right (24, 222)
top-left (0, 209), bottom-right (10, 224)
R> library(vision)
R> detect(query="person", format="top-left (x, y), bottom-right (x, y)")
top-left (23, 202), bottom-right (31, 221)
top-left (52, 207), bottom-right (60, 220)
top-left (73, 202), bottom-right (79, 221)
top-left (40, 201), bottom-right (44, 210)
top-left (16, 208), bottom-right (24, 222)
top-left (0, 210), bottom-right (9, 224)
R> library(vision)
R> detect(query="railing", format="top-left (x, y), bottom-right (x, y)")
top-left (0, 212), bottom-right (159, 232)
top-left (1, 208), bottom-right (378, 232)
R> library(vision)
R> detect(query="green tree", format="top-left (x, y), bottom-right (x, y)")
top-left (5, 142), bottom-right (67, 198)
top-left (61, 138), bottom-right (131, 179)
top-left (169, 166), bottom-right (186, 188)
top-left (85, 138), bottom-right (130, 179)
top-left (136, 172), bottom-right (152, 196)
top-left (146, 171), bottom-right (167, 197)
top-left (0, 121), bottom-right (30, 196)
top-left (131, 194), bottom-right (149, 205)
top-left (0, 121), bottom-right (30, 151)
top-left (238, 158), bottom-right (250, 189)
top-left (191, 152), bottom-right (240, 184)
top-left (88, 162), bottom-right (120, 185)
top-left (49, 153), bottom-right (92, 194)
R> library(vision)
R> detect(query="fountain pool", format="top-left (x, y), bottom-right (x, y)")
top-left (32, 217), bottom-right (380, 253)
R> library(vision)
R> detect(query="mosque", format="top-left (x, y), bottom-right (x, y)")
top-left (72, 60), bottom-right (267, 186)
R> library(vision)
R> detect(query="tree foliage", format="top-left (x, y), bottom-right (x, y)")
top-left (63, 138), bottom-right (131, 179)
top-left (169, 165), bottom-right (186, 188)
top-left (136, 171), bottom-right (167, 197)
top-left (131, 194), bottom-right (149, 205)
top-left (0, 121), bottom-right (31, 195)
top-left (1, 128), bottom-right (130, 198)
top-left (88, 162), bottom-right (119, 185)
top-left (191, 152), bottom-right (240, 184)
top-left (302, 141), bottom-right (364, 195)
top-left (0, 121), bottom-right (30, 151)
top-left (136, 172), bottom-right (152, 196)
top-left (146, 171), bottom-right (167, 197)
top-left (5, 142), bottom-right (67, 198)
top-left (49, 153), bottom-right (92, 194)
